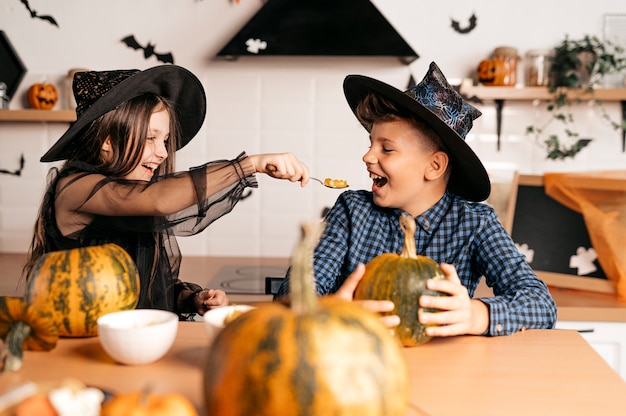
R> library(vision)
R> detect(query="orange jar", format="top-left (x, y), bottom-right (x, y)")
top-left (492, 46), bottom-right (519, 86)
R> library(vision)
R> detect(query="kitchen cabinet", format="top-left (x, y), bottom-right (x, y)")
top-left (458, 84), bottom-right (626, 151)
top-left (555, 320), bottom-right (626, 381)
top-left (0, 109), bottom-right (76, 122)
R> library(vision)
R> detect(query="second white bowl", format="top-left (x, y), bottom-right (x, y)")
top-left (203, 305), bottom-right (255, 345)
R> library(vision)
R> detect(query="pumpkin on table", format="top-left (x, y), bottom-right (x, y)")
top-left (24, 243), bottom-right (140, 338)
top-left (0, 296), bottom-right (58, 372)
top-left (354, 213), bottom-right (448, 346)
top-left (27, 83), bottom-right (58, 110)
top-left (204, 221), bottom-right (409, 416)
top-left (101, 389), bottom-right (198, 416)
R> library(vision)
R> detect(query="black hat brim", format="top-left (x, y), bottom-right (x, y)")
top-left (41, 65), bottom-right (206, 163)
top-left (343, 75), bottom-right (490, 202)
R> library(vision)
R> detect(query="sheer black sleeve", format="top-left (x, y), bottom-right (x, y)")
top-left (43, 152), bottom-right (258, 318)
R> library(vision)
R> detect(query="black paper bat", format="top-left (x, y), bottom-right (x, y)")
top-left (20, 0), bottom-right (59, 27)
top-left (121, 35), bottom-right (174, 64)
top-left (0, 154), bottom-right (25, 177)
top-left (451, 13), bottom-right (477, 34)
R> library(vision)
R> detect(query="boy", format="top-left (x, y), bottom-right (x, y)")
top-left (279, 62), bottom-right (556, 336)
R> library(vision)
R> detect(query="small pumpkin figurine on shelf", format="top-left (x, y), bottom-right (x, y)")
top-left (23, 243), bottom-right (140, 338)
top-left (204, 221), bottom-right (409, 416)
top-left (476, 46), bottom-right (519, 86)
top-left (27, 83), bottom-right (58, 110)
top-left (354, 213), bottom-right (448, 347)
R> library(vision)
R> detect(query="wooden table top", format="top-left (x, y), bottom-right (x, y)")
top-left (0, 323), bottom-right (624, 415)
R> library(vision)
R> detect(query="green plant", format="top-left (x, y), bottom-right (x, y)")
top-left (526, 34), bottom-right (626, 160)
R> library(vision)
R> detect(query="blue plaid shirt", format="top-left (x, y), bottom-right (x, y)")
top-left (279, 189), bottom-right (557, 336)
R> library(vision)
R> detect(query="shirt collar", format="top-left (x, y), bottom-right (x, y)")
top-left (409, 191), bottom-right (452, 233)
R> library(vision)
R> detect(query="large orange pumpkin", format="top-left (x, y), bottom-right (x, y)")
top-left (354, 213), bottom-right (447, 346)
top-left (27, 83), bottom-right (58, 110)
top-left (24, 244), bottom-right (140, 337)
top-left (204, 222), bottom-right (409, 416)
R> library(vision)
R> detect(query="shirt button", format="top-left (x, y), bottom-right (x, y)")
top-left (422, 219), bottom-right (430, 231)
top-left (497, 324), bottom-right (503, 332)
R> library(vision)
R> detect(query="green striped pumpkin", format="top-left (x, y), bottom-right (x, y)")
top-left (354, 213), bottom-right (447, 346)
top-left (25, 243), bottom-right (140, 337)
top-left (204, 222), bottom-right (408, 416)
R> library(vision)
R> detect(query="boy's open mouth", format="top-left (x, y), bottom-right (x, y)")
top-left (371, 174), bottom-right (388, 187)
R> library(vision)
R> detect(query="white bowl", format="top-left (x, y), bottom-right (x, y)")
top-left (97, 309), bottom-right (178, 365)
top-left (203, 305), bottom-right (255, 345)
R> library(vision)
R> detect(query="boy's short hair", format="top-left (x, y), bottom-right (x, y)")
top-left (356, 93), bottom-right (452, 179)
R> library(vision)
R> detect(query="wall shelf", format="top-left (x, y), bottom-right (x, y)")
top-left (0, 109), bottom-right (76, 122)
top-left (458, 85), bottom-right (626, 151)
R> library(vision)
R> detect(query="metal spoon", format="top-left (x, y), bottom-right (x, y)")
top-left (265, 164), bottom-right (348, 189)
top-left (311, 177), bottom-right (349, 189)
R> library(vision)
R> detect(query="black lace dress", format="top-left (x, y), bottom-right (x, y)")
top-left (40, 152), bottom-right (257, 320)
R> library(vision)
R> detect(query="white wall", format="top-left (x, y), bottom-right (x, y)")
top-left (1, 0), bottom-right (625, 257)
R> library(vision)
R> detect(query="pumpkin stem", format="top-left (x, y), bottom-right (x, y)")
top-left (139, 384), bottom-right (153, 407)
top-left (399, 213), bottom-right (418, 259)
top-left (4, 321), bottom-right (31, 372)
top-left (290, 221), bottom-right (326, 315)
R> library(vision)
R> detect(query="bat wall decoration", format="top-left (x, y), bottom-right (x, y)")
top-left (20, 0), bottom-right (59, 27)
top-left (451, 13), bottom-right (477, 34)
top-left (0, 154), bottom-right (25, 177)
top-left (121, 35), bottom-right (175, 64)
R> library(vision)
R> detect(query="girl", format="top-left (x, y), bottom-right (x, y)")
top-left (21, 65), bottom-right (310, 320)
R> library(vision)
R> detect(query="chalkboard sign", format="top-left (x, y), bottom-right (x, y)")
top-left (509, 174), bottom-right (614, 293)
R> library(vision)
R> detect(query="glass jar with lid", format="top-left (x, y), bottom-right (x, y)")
top-left (525, 49), bottom-right (553, 86)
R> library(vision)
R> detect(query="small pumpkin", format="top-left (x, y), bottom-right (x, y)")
top-left (0, 296), bottom-right (59, 372)
top-left (27, 83), bottom-right (58, 110)
top-left (101, 390), bottom-right (198, 416)
top-left (24, 243), bottom-right (140, 338)
top-left (354, 213), bottom-right (447, 347)
top-left (476, 58), bottom-right (508, 86)
top-left (204, 221), bottom-right (409, 416)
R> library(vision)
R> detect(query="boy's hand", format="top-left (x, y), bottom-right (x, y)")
top-left (334, 263), bottom-right (400, 328)
top-left (418, 263), bottom-right (489, 336)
